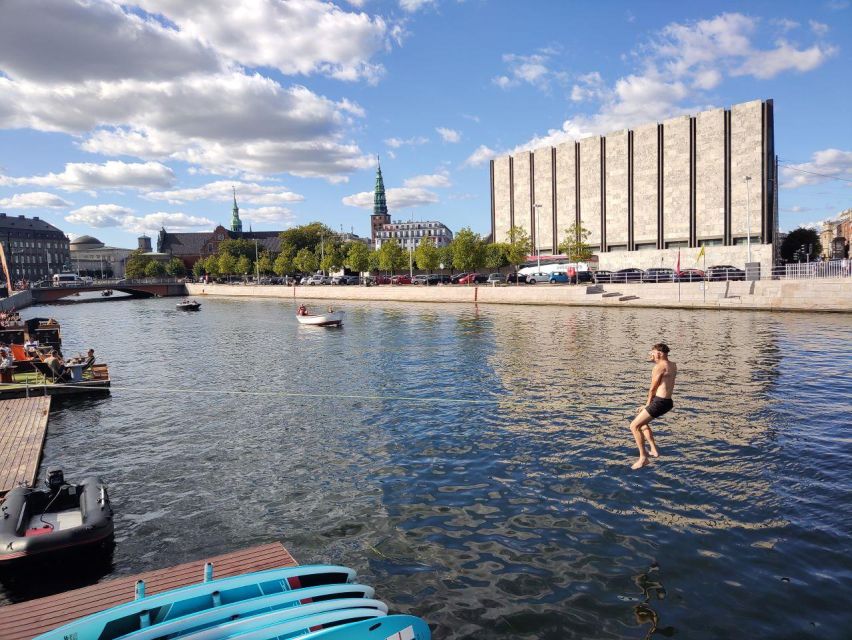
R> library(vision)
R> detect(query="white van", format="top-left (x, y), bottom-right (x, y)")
top-left (52, 273), bottom-right (84, 286)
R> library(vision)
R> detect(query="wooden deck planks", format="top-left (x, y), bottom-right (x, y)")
top-left (0, 397), bottom-right (51, 497)
top-left (0, 542), bottom-right (298, 640)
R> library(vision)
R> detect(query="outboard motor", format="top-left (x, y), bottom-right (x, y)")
top-left (46, 468), bottom-right (66, 494)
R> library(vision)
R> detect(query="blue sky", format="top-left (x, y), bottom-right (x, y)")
top-left (0, 0), bottom-right (849, 248)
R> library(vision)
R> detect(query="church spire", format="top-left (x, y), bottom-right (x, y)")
top-left (373, 155), bottom-right (388, 218)
top-left (231, 186), bottom-right (243, 233)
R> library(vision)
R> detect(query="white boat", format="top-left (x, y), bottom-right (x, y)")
top-left (296, 310), bottom-right (343, 327)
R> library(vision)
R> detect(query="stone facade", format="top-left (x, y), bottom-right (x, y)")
top-left (490, 99), bottom-right (777, 268)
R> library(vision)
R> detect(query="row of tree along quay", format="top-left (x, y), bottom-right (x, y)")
top-left (123, 221), bottom-right (596, 282)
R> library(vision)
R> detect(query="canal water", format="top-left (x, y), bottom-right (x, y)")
top-left (2, 296), bottom-right (850, 638)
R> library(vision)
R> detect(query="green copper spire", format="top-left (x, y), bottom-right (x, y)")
top-left (373, 156), bottom-right (388, 217)
top-left (231, 186), bottom-right (243, 233)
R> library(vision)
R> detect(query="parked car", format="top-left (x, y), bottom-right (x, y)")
top-left (412, 274), bottom-right (429, 285)
top-left (576, 270), bottom-right (594, 284)
top-left (524, 271), bottom-right (552, 284)
top-left (642, 268), bottom-right (676, 283)
top-left (391, 274), bottom-right (412, 285)
top-left (304, 274), bottom-right (327, 285)
top-left (612, 268), bottom-right (645, 283)
top-left (426, 274), bottom-right (451, 285)
top-left (676, 268), bottom-right (705, 282)
top-left (458, 273), bottom-right (488, 284)
top-left (549, 272), bottom-right (570, 284)
top-left (593, 270), bottom-right (613, 284)
top-left (707, 265), bottom-right (745, 281)
top-left (371, 275), bottom-right (392, 284)
top-left (506, 272), bottom-right (527, 284)
top-left (450, 273), bottom-right (468, 284)
top-left (486, 273), bottom-right (504, 284)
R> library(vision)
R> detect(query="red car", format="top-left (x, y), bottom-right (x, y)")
top-left (390, 275), bottom-right (412, 285)
top-left (458, 273), bottom-right (488, 284)
top-left (371, 275), bottom-right (391, 284)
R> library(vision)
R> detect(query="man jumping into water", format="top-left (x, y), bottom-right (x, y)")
top-left (629, 343), bottom-right (677, 470)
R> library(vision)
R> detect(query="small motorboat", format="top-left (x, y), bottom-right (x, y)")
top-left (0, 468), bottom-right (113, 563)
top-left (296, 306), bottom-right (343, 327)
top-left (35, 562), bottom-right (431, 640)
top-left (176, 299), bottom-right (201, 311)
top-left (101, 289), bottom-right (113, 297)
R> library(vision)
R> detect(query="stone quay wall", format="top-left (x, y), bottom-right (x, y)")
top-left (186, 279), bottom-right (852, 313)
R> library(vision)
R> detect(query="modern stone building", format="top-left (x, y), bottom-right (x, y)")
top-left (0, 213), bottom-right (70, 283)
top-left (69, 235), bottom-right (134, 278)
top-left (490, 99), bottom-right (778, 271)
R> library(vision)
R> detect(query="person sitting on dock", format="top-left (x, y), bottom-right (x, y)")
top-left (44, 350), bottom-right (67, 380)
top-left (24, 337), bottom-right (40, 355)
top-left (0, 348), bottom-right (12, 369)
top-left (81, 349), bottom-right (96, 370)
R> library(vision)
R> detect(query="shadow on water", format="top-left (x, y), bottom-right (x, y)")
top-left (3, 297), bottom-right (850, 638)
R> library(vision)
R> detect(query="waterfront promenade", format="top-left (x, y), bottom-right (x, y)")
top-left (186, 277), bottom-right (852, 312)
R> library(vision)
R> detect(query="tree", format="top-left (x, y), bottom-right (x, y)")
top-left (346, 242), bottom-right (371, 275)
top-left (218, 252), bottom-right (237, 276)
top-left (217, 239), bottom-right (256, 260)
top-left (414, 237), bottom-right (441, 273)
top-left (274, 244), bottom-right (296, 275)
top-left (438, 245), bottom-right (454, 272)
top-left (377, 239), bottom-right (405, 274)
top-left (192, 260), bottom-right (206, 278)
top-left (124, 250), bottom-right (152, 278)
top-left (203, 255), bottom-right (220, 277)
top-left (144, 260), bottom-right (166, 277)
top-left (279, 222), bottom-right (338, 253)
top-left (780, 227), bottom-right (822, 263)
top-left (165, 257), bottom-right (186, 277)
top-left (451, 227), bottom-right (484, 275)
top-left (505, 226), bottom-right (531, 275)
top-left (320, 244), bottom-right (344, 274)
top-left (483, 243), bottom-right (508, 271)
top-left (367, 249), bottom-right (380, 273)
top-left (236, 255), bottom-right (252, 277)
top-left (256, 252), bottom-right (274, 275)
top-left (294, 247), bottom-right (318, 274)
top-left (558, 223), bottom-right (594, 263)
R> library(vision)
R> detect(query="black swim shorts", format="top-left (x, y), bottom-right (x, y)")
top-left (646, 397), bottom-right (673, 419)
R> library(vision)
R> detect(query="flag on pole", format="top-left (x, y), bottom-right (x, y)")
top-left (696, 245), bottom-right (705, 264)
top-left (675, 249), bottom-right (681, 275)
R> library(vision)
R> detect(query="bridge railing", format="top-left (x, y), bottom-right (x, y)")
top-left (30, 277), bottom-right (190, 289)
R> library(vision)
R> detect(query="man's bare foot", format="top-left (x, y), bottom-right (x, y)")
top-left (631, 457), bottom-right (649, 470)
top-left (648, 449), bottom-right (660, 458)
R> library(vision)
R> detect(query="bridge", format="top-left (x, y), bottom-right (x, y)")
top-left (29, 279), bottom-right (188, 303)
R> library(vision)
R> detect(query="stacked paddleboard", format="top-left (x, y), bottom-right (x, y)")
top-left (35, 564), bottom-right (430, 640)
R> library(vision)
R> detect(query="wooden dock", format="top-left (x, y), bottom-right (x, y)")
top-left (0, 397), bottom-right (51, 497)
top-left (0, 542), bottom-right (298, 640)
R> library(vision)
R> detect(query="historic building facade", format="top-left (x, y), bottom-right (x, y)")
top-left (369, 160), bottom-right (453, 250)
top-left (819, 208), bottom-right (851, 259)
top-left (490, 99), bottom-right (778, 271)
top-left (69, 235), bottom-right (134, 278)
top-left (0, 213), bottom-right (70, 283)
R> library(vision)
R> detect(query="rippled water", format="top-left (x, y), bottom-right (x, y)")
top-left (2, 295), bottom-right (850, 638)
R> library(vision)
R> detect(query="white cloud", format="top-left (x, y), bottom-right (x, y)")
top-left (0, 192), bottom-right (72, 209)
top-left (781, 149), bottom-right (852, 188)
top-left (0, 161), bottom-right (176, 192)
top-left (134, 0), bottom-right (392, 84)
top-left (770, 18), bottom-right (800, 33)
top-left (66, 204), bottom-right (214, 232)
top-left (240, 206), bottom-right (297, 225)
top-left (809, 20), bottom-right (830, 36)
top-left (0, 0), bottom-right (222, 83)
top-left (436, 127), bottom-right (461, 143)
top-left (463, 145), bottom-right (498, 167)
top-left (342, 187), bottom-right (439, 209)
top-left (399, 0), bottom-right (435, 12)
top-left (404, 171), bottom-right (451, 188)
top-left (384, 136), bottom-right (429, 148)
top-left (734, 41), bottom-right (836, 79)
top-left (146, 180), bottom-right (304, 205)
top-left (570, 71), bottom-right (606, 102)
top-left (493, 52), bottom-right (558, 91)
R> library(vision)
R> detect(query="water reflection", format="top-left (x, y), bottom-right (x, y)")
top-left (2, 298), bottom-right (849, 638)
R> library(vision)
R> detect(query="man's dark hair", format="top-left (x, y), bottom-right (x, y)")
top-left (652, 343), bottom-right (670, 354)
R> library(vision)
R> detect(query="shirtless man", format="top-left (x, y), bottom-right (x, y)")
top-left (629, 343), bottom-right (677, 470)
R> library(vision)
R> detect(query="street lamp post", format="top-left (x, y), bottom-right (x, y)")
top-left (744, 175), bottom-right (753, 264)
top-left (254, 240), bottom-right (259, 282)
top-left (533, 203), bottom-right (542, 271)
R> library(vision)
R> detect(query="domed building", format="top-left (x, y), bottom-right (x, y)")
top-left (69, 234), bottom-right (134, 278)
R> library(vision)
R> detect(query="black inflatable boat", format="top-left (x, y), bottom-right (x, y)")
top-left (0, 469), bottom-right (113, 563)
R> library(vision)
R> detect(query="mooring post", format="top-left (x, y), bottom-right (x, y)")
top-left (135, 579), bottom-right (145, 600)
top-left (204, 561), bottom-right (214, 582)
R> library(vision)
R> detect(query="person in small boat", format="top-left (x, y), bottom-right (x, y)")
top-left (297, 304), bottom-right (308, 316)
top-left (327, 306), bottom-right (335, 313)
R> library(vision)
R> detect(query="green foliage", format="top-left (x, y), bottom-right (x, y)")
top-left (438, 245), bottom-right (454, 271)
top-left (558, 223), bottom-right (594, 263)
top-left (780, 227), bottom-right (822, 263)
top-left (451, 227), bottom-right (484, 273)
top-left (192, 260), bottom-right (205, 277)
top-left (294, 247), bottom-right (318, 273)
top-left (505, 226), bottom-right (531, 269)
top-left (235, 255), bottom-right (252, 275)
top-left (124, 250), bottom-right (152, 278)
top-left (274, 244), bottom-right (295, 275)
top-left (217, 239), bottom-right (256, 260)
top-left (320, 244), bottom-right (344, 274)
top-left (144, 260), bottom-right (166, 277)
top-left (165, 257), bottom-right (186, 277)
top-left (256, 252), bottom-right (274, 275)
top-left (218, 253), bottom-right (237, 275)
top-left (278, 222), bottom-right (338, 253)
top-left (377, 239), bottom-right (405, 273)
top-left (414, 237), bottom-right (441, 273)
top-left (367, 249), bottom-right (380, 272)
top-left (346, 242), bottom-right (371, 274)
top-left (483, 243), bottom-right (509, 270)
top-left (202, 256), bottom-right (220, 277)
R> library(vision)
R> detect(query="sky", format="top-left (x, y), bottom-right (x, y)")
top-left (0, 0), bottom-right (850, 249)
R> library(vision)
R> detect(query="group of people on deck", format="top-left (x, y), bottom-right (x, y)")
top-left (0, 339), bottom-right (96, 383)
top-left (0, 309), bottom-right (21, 327)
